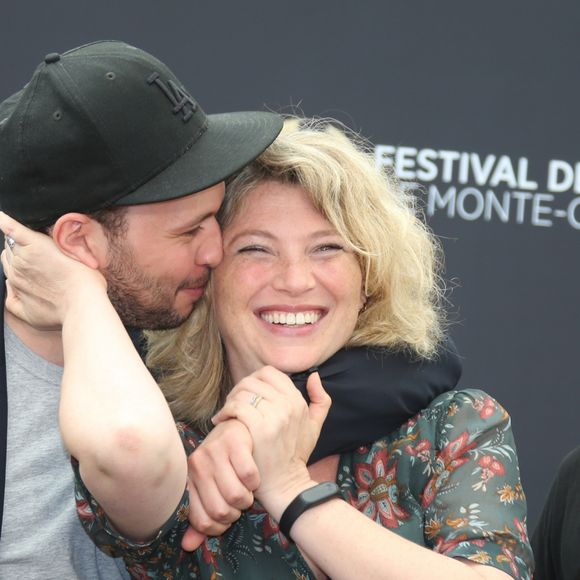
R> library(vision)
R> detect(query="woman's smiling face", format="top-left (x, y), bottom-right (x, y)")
top-left (213, 180), bottom-right (364, 382)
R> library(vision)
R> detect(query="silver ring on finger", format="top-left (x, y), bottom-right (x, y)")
top-left (5, 236), bottom-right (16, 252)
top-left (249, 393), bottom-right (264, 409)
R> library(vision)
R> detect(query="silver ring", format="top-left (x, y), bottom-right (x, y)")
top-left (249, 393), bottom-right (264, 409)
top-left (5, 236), bottom-right (15, 251)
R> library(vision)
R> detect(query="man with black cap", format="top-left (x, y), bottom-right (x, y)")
top-left (0, 40), bottom-right (282, 578)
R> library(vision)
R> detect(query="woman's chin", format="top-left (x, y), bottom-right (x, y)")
top-left (275, 357), bottom-right (323, 375)
top-left (260, 346), bottom-right (341, 375)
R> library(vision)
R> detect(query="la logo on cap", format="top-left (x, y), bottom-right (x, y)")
top-left (147, 72), bottom-right (197, 122)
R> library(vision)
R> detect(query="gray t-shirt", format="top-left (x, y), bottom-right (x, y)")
top-left (0, 323), bottom-right (129, 579)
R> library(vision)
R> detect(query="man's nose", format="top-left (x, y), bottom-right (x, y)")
top-left (195, 219), bottom-right (223, 268)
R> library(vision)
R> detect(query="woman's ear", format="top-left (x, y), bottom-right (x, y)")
top-left (51, 213), bottom-right (109, 270)
top-left (359, 290), bottom-right (368, 313)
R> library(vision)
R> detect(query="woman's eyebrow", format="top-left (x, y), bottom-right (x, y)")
top-left (227, 229), bottom-right (276, 244)
top-left (227, 228), bottom-right (341, 245)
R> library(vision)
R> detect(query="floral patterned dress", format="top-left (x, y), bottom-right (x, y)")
top-left (74, 389), bottom-right (534, 579)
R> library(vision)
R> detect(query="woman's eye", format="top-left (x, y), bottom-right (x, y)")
top-left (316, 243), bottom-right (344, 253)
top-left (238, 245), bottom-right (268, 254)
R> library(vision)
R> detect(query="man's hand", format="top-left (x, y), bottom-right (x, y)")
top-left (181, 419), bottom-right (260, 551)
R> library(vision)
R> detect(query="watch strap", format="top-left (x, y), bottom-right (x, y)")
top-left (278, 481), bottom-right (343, 538)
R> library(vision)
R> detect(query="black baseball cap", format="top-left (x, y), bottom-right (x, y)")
top-left (0, 40), bottom-right (283, 227)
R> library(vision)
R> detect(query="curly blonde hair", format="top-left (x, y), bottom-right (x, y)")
top-left (146, 117), bottom-right (446, 429)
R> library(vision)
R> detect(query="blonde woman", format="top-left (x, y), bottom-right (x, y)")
top-left (0, 119), bottom-right (533, 579)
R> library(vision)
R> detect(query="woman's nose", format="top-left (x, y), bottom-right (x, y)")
top-left (272, 258), bottom-right (316, 294)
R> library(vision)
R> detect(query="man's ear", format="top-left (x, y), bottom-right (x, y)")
top-left (51, 213), bottom-right (109, 270)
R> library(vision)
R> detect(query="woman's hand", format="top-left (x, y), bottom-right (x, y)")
top-left (0, 211), bottom-right (106, 329)
top-left (181, 418), bottom-right (260, 552)
top-left (212, 366), bottom-right (331, 520)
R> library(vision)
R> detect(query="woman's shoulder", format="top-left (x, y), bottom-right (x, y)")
top-left (420, 388), bottom-right (509, 427)
top-left (428, 387), bottom-right (503, 409)
top-left (412, 388), bottom-right (512, 447)
top-left (357, 388), bottom-right (513, 457)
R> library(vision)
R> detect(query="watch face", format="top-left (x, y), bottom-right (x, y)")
top-left (303, 482), bottom-right (340, 503)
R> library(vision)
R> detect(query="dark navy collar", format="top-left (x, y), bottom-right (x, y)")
top-left (289, 340), bottom-right (462, 463)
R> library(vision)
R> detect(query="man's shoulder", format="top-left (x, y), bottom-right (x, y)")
top-left (555, 445), bottom-right (580, 486)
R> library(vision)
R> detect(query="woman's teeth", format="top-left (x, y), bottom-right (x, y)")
top-left (261, 311), bottom-right (321, 326)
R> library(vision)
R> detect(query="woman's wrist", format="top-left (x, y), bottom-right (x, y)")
top-left (278, 481), bottom-right (343, 538)
top-left (257, 475), bottom-right (318, 522)
top-left (61, 271), bottom-right (108, 323)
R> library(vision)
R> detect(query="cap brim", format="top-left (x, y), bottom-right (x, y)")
top-left (116, 111), bottom-right (282, 205)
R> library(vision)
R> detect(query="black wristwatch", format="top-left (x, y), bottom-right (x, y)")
top-left (278, 482), bottom-right (343, 538)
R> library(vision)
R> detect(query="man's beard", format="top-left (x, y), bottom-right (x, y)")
top-left (103, 240), bottom-right (202, 331)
